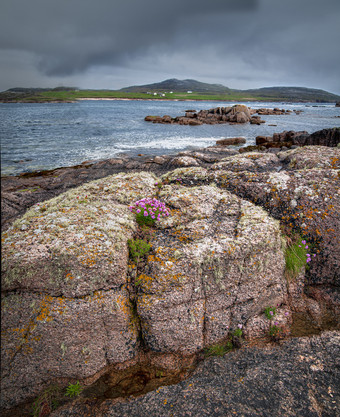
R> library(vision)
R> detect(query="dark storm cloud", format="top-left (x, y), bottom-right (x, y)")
top-left (1, 0), bottom-right (340, 93)
top-left (1, 0), bottom-right (257, 76)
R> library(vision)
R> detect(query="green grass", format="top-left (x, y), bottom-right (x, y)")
top-left (0, 88), bottom-right (282, 103)
top-left (204, 340), bottom-right (233, 357)
top-left (32, 385), bottom-right (62, 417)
top-left (285, 237), bottom-right (308, 279)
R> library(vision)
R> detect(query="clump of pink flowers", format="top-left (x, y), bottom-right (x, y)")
top-left (129, 198), bottom-right (170, 226)
top-left (299, 239), bottom-right (316, 263)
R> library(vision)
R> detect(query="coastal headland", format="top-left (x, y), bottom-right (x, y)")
top-left (1, 127), bottom-right (340, 416)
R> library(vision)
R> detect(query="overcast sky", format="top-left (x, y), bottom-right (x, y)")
top-left (1, 0), bottom-right (340, 94)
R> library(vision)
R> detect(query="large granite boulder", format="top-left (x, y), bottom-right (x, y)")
top-left (1, 172), bottom-right (290, 411)
top-left (136, 184), bottom-right (287, 354)
top-left (1, 171), bottom-right (158, 410)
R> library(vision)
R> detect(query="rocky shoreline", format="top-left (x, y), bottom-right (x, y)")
top-left (1, 127), bottom-right (340, 416)
top-left (2, 127), bottom-right (339, 232)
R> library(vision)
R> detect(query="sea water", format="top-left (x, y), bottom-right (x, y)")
top-left (1, 100), bottom-right (339, 176)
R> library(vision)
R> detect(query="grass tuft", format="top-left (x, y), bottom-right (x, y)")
top-left (285, 236), bottom-right (308, 279)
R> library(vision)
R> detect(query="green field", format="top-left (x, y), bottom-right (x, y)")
top-left (0, 89), bottom-right (283, 103)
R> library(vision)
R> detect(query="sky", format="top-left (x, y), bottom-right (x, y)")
top-left (1, 0), bottom-right (340, 94)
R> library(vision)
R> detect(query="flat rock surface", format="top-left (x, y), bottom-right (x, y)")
top-left (51, 331), bottom-right (340, 417)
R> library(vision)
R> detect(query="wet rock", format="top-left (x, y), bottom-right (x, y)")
top-left (250, 115), bottom-right (265, 125)
top-left (215, 137), bottom-right (246, 146)
top-left (153, 156), bottom-right (166, 165)
top-left (256, 108), bottom-right (291, 115)
top-left (301, 127), bottom-right (340, 147)
top-left (144, 116), bottom-right (163, 123)
top-left (145, 105), bottom-right (264, 125)
top-left (256, 128), bottom-right (340, 148)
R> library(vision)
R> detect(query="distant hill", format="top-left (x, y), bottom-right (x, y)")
top-left (120, 78), bottom-right (231, 94)
top-left (120, 78), bottom-right (340, 102)
top-left (240, 86), bottom-right (340, 102)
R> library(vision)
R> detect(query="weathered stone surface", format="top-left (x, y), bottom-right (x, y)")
top-left (278, 145), bottom-right (340, 169)
top-left (1, 171), bottom-right (289, 410)
top-left (51, 331), bottom-right (340, 417)
top-left (211, 152), bottom-right (281, 172)
top-left (1, 172), bottom-right (158, 409)
top-left (168, 156), bottom-right (200, 167)
top-left (135, 184), bottom-right (287, 354)
top-left (302, 127), bottom-right (340, 147)
top-left (1, 172), bottom-right (158, 296)
top-left (164, 147), bottom-right (340, 289)
top-left (1, 289), bottom-right (138, 410)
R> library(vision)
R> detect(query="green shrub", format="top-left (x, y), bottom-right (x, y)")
top-left (232, 327), bottom-right (243, 338)
top-left (128, 239), bottom-right (151, 264)
top-left (264, 306), bottom-right (276, 320)
top-left (65, 381), bottom-right (83, 398)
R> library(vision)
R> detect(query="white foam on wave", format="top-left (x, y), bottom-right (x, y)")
top-left (117, 136), bottom-right (226, 150)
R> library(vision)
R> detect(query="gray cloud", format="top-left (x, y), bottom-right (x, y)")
top-left (1, 0), bottom-right (340, 94)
